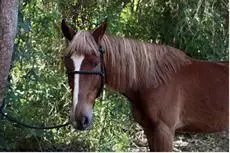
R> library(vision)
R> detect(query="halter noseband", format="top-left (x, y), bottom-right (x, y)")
top-left (66, 45), bottom-right (105, 98)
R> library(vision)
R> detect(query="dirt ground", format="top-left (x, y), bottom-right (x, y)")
top-left (131, 124), bottom-right (229, 152)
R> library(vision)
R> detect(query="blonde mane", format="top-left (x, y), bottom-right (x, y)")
top-left (66, 31), bottom-right (191, 90)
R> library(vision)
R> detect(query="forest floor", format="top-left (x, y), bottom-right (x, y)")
top-left (131, 124), bottom-right (229, 152)
top-left (7, 123), bottom-right (229, 152)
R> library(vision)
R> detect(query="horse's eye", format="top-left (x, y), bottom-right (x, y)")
top-left (85, 56), bottom-right (99, 68)
top-left (89, 60), bottom-right (99, 67)
top-left (92, 61), bottom-right (98, 67)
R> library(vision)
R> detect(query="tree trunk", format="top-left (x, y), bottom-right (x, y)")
top-left (0, 0), bottom-right (19, 106)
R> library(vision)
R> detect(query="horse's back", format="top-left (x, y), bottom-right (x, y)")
top-left (214, 60), bottom-right (229, 67)
top-left (177, 59), bottom-right (228, 132)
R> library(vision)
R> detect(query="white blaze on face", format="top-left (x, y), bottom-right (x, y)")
top-left (71, 54), bottom-right (85, 114)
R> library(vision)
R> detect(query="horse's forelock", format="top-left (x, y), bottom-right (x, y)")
top-left (66, 31), bottom-right (99, 56)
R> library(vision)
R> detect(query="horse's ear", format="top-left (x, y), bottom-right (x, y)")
top-left (92, 20), bottom-right (107, 44)
top-left (61, 19), bottom-right (76, 41)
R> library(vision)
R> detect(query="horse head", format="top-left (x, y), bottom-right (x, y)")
top-left (61, 19), bottom-right (107, 130)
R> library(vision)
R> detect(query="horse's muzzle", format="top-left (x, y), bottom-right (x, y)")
top-left (70, 110), bottom-right (92, 130)
top-left (78, 115), bottom-right (91, 130)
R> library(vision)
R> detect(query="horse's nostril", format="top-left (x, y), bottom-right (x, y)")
top-left (81, 116), bottom-right (89, 128)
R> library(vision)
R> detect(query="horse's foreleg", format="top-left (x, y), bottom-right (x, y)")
top-left (131, 101), bottom-right (174, 151)
top-left (144, 122), bottom-right (174, 152)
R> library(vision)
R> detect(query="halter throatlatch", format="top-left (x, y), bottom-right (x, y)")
top-left (66, 45), bottom-right (106, 98)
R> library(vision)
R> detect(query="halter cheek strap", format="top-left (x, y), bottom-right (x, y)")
top-left (97, 45), bottom-right (105, 97)
top-left (66, 45), bottom-right (106, 98)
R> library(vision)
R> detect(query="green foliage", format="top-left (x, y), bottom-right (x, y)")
top-left (119, 0), bottom-right (228, 60)
top-left (0, 0), bottom-right (228, 151)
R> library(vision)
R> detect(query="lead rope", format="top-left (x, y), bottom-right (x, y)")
top-left (0, 97), bottom-right (69, 129)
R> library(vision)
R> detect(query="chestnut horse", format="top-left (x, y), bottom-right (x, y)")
top-left (61, 20), bottom-right (229, 151)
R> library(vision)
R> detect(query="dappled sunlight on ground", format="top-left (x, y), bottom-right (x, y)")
top-left (130, 124), bottom-right (229, 152)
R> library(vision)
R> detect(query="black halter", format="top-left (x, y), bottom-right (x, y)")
top-left (66, 45), bottom-right (105, 98)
